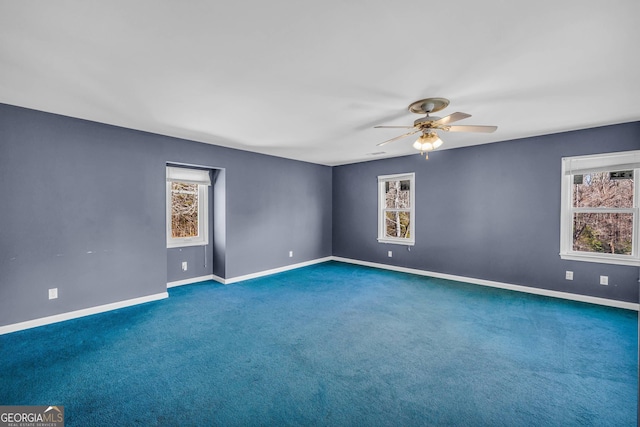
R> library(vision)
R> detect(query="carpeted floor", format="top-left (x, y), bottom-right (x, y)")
top-left (1, 261), bottom-right (637, 426)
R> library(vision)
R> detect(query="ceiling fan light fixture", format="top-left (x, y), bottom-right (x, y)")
top-left (413, 132), bottom-right (442, 153)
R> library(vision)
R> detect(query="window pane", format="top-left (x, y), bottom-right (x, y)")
top-left (573, 212), bottom-right (633, 255)
top-left (171, 182), bottom-right (199, 238)
top-left (572, 171), bottom-right (633, 208)
top-left (385, 211), bottom-right (411, 239)
top-left (385, 180), bottom-right (411, 209)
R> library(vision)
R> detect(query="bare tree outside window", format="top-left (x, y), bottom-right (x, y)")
top-left (171, 182), bottom-right (199, 238)
top-left (572, 172), bottom-right (633, 255)
top-left (384, 180), bottom-right (411, 239)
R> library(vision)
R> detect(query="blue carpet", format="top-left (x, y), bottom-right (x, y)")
top-left (1, 261), bottom-right (637, 426)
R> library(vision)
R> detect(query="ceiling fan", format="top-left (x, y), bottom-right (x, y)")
top-left (375, 97), bottom-right (497, 159)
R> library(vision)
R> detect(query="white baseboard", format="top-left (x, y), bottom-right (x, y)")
top-left (211, 274), bottom-right (226, 284)
top-left (169, 258), bottom-right (333, 287)
top-left (5, 255), bottom-right (633, 336)
top-left (223, 257), bottom-right (333, 284)
top-left (331, 256), bottom-right (639, 311)
top-left (0, 292), bottom-right (169, 335)
top-left (168, 258), bottom-right (334, 286)
top-left (167, 274), bottom-right (215, 288)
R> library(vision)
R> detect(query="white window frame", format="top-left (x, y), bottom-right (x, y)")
top-left (378, 172), bottom-right (415, 246)
top-left (560, 150), bottom-right (640, 266)
top-left (166, 166), bottom-right (210, 248)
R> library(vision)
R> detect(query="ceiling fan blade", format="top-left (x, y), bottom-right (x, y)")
top-left (444, 125), bottom-right (497, 133)
top-left (376, 129), bottom-right (421, 146)
top-left (374, 125), bottom-right (415, 129)
top-left (432, 112), bottom-right (471, 126)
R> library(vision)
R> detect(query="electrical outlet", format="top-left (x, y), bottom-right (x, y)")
top-left (182, 261), bottom-right (188, 271)
top-left (388, 251), bottom-right (393, 258)
top-left (48, 288), bottom-right (58, 300)
top-left (565, 271), bottom-right (573, 280)
top-left (599, 275), bottom-right (608, 285)
top-left (289, 251), bottom-right (293, 258)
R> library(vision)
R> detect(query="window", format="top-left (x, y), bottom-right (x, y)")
top-left (378, 173), bottom-right (415, 245)
top-left (166, 166), bottom-right (210, 248)
top-left (560, 150), bottom-right (640, 266)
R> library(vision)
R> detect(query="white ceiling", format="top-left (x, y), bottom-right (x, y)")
top-left (1, 1), bottom-right (639, 166)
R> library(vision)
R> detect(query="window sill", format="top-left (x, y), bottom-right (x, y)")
top-left (167, 240), bottom-right (209, 249)
top-left (377, 238), bottom-right (415, 246)
top-left (560, 252), bottom-right (640, 267)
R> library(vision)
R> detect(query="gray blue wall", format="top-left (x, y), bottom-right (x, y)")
top-left (333, 122), bottom-right (640, 303)
top-left (0, 103), bottom-right (332, 326)
top-left (1, 101), bottom-right (638, 329)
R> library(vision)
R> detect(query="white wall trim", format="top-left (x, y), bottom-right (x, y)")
top-left (331, 256), bottom-right (639, 311)
top-left (169, 258), bottom-right (333, 286)
top-left (223, 257), bottom-right (333, 285)
top-left (6, 254), bottom-right (634, 336)
top-left (0, 292), bottom-right (169, 335)
top-left (211, 274), bottom-right (226, 284)
top-left (167, 274), bottom-right (215, 288)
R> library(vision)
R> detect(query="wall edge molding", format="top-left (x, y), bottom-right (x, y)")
top-left (0, 292), bottom-right (169, 335)
top-left (331, 256), bottom-right (639, 311)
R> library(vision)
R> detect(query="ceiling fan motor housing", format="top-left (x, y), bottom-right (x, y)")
top-left (414, 116), bottom-right (440, 128)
